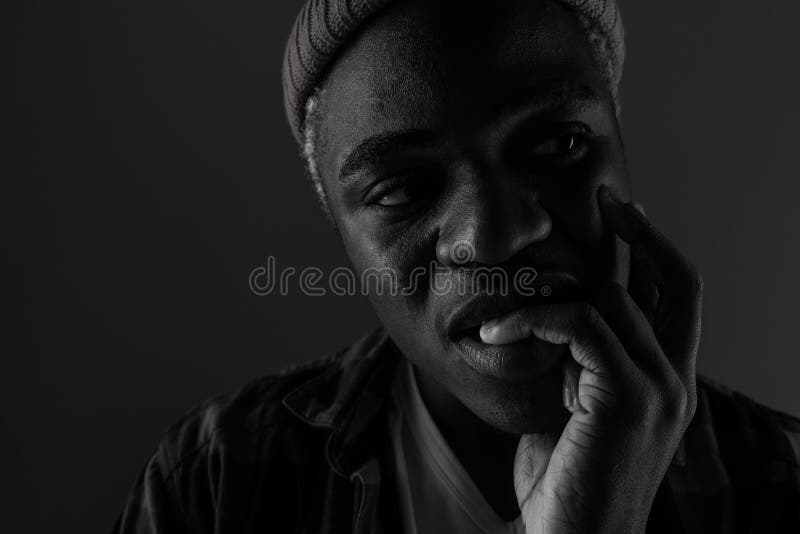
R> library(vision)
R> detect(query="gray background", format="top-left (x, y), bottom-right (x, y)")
top-left (7, 1), bottom-right (800, 532)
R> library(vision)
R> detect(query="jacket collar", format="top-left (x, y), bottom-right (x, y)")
top-left (281, 327), bottom-right (401, 477)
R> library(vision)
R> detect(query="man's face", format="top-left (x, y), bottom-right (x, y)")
top-left (314, 0), bottom-right (631, 433)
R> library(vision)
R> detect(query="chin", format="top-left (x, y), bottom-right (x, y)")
top-left (459, 366), bottom-right (571, 435)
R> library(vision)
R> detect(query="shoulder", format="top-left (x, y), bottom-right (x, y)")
top-left (154, 358), bottom-right (331, 471)
top-left (156, 350), bottom-right (344, 475)
top-left (688, 374), bottom-right (800, 522)
top-left (151, 326), bottom-right (392, 478)
top-left (656, 377), bottom-right (800, 531)
top-left (113, 333), bottom-right (383, 533)
top-left (695, 374), bottom-right (800, 467)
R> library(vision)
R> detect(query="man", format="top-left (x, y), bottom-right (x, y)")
top-left (114, 0), bottom-right (800, 532)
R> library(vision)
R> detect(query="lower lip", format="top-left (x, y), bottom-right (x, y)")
top-left (454, 334), bottom-right (565, 384)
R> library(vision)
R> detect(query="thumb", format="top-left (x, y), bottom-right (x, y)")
top-left (514, 433), bottom-right (557, 512)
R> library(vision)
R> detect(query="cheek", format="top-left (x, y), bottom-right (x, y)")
top-left (340, 221), bottom-right (422, 272)
top-left (338, 223), bottom-right (448, 362)
top-left (338, 219), bottom-right (439, 309)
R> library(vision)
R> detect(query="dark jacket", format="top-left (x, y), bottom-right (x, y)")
top-left (113, 328), bottom-right (800, 533)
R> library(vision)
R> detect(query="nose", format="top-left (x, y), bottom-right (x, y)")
top-left (436, 172), bottom-right (552, 267)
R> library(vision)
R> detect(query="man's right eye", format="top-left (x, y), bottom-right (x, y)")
top-left (375, 184), bottom-right (416, 207)
top-left (364, 174), bottom-right (438, 211)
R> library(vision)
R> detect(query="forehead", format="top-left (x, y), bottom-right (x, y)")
top-left (315, 0), bottom-right (606, 178)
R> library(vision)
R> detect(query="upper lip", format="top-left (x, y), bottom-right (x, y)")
top-left (445, 271), bottom-right (582, 339)
top-left (447, 293), bottom-right (534, 339)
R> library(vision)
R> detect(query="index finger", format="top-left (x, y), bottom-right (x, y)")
top-left (598, 186), bottom-right (703, 378)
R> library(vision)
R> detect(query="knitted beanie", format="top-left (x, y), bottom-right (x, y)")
top-left (282, 0), bottom-right (625, 144)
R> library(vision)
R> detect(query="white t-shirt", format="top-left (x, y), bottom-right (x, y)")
top-left (387, 360), bottom-right (526, 534)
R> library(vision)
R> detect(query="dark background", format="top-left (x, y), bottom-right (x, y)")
top-left (7, 1), bottom-right (800, 532)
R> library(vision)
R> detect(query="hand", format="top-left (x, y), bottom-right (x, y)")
top-left (479, 186), bottom-right (703, 533)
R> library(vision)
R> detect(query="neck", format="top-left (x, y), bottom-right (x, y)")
top-left (413, 365), bottom-right (523, 522)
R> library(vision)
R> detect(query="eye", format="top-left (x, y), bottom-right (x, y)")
top-left (513, 123), bottom-right (595, 171)
top-left (530, 133), bottom-right (587, 160)
top-left (376, 183), bottom-right (416, 207)
top-left (365, 173), bottom-right (439, 211)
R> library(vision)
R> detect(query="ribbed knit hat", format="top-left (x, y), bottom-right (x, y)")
top-left (282, 0), bottom-right (625, 144)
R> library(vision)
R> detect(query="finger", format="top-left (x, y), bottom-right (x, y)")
top-left (514, 433), bottom-right (557, 512)
top-left (603, 219), bottom-right (629, 287)
top-left (627, 239), bottom-right (659, 325)
top-left (562, 359), bottom-right (586, 414)
top-left (598, 186), bottom-right (703, 378)
top-left (588, 282), bottom-right (675, 384)
top-left (598, 195), bottom-right (657, 326)
top-left (480, 302), bottom-right (634, 378)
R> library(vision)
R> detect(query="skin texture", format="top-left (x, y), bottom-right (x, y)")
top-left (504, 189), bottom-right (701, 532)
top-left (310, 0), bottom-right (701, 530)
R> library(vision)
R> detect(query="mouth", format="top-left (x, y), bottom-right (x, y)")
top-left (459, 324), bottom-right (483, 343)
top-left (445, 271), bottom-right (582, 383)
top-left (453, 328), bottom-right (566, 384)
top-left (446, 271), bottom-right (582, 339)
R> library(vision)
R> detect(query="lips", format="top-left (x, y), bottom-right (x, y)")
top-left (446, 271), bottom-right (582, 340)
top-left (448, 293), bottom-right (531, 340)
top-left (445, 271), bottom-right (582, 383)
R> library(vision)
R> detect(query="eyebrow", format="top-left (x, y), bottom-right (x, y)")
top-left (338, 129), bottom-right (440, 182)
top-left (493, 79), bottom-right (602, 122)
top-left (337, 80), bottom-right (602, 182)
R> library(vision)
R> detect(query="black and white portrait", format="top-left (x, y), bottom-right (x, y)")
top-left (9, 1), bottom-right (800, 533)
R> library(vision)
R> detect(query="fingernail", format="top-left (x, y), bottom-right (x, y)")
top-left (562, 361), bottom-right (584, 415)
top-left (633, 202), bottom-right (646, 216)
top-left (598, 185), bottom-right (623, 205)
top-left (598, 187), bottom-right (648, 241)
top-left (562, 382), bottom-right (575, 413)
top-left (479, 321), bottom-right (498, 342)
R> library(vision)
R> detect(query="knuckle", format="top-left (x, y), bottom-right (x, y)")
top-left (575, 302), bottom-right (602, 329)
top-left (606, 281), bottom-right (628, 298)
top-left (628, 385), bottom-right (651, 416)
top-left (588, 282), bottom-right (630, 320)
top-left (593, 281), bottom-right (626, 303)
top-left (662, 381), bottom-right (691, 423)
top-left (623, 377), bottom-right (695, 435)
top-left (508, 310), bottom-right (528, 337)
top-left (686, 266), bottom-right (704, 297)
top-left (515, 307), bottom-right (545, 338)
top-left (685, 387), bottom-right (698, 420)
top-left (686, 395), bottom-right (697, 422)
top-left (627, 385), bottom-right (656, 427)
